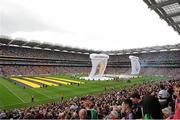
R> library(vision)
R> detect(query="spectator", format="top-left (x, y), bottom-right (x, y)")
top-left (121, 99), bottom-right (134, 119)
top-left (79, 109), bottom-right (87, 120)
top-left (31, 95), bottom-right (34, 102)
top-left (158, 84), bottom-right (170, 109)
top-left (167, 84), bottom-right (174, 103)
top-left (105, 110), bottom-right (119, 120)
top-left (142, 95), bottom-right (163, 119)
top-left (130, 92), bottom-right (143, 119)
top-left (162, 107), bottom-right (172, 119)
top-left (173, 83), bottom-right (180, 119)
top-left (83, 100), bottom-right (98, 119)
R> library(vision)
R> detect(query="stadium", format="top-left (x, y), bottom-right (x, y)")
top-left (0, 0), bottom-right (180, 119)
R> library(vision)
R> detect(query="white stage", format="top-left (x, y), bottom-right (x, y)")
top-left (118, 74), bottom-right (140, 79)
top-left (80, 76), bottom-right (114, 80)
top-left (80, 74), bottom-right (141, 80)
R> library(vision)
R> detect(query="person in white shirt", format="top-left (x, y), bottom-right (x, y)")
top-left (158, 84), bottom-right (170, 109)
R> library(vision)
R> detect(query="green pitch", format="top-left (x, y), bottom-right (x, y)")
top-left (0, 75), bottom-right (165, 109)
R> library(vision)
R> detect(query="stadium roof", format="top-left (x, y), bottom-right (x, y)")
top-left (143, 0), bottom-right (180, 34)
top-left (0, 36), bottom-right (180, 55)
top-left (0, 36), bottom-right (101, 54)
top-left (105, 44), bottom-right (180, 55)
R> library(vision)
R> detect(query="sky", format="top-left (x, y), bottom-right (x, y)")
top-left (0, 0), bottom-right (180, 51)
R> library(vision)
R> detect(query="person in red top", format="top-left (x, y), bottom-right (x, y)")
top-left (173, 83), bottom-right (180, 119)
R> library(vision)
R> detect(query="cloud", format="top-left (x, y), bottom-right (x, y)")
top-left (0, 0), bottom-right (180, 50)
top-left (0, 0), bottom-right (65, 35)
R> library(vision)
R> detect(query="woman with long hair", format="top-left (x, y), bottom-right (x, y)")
top-left (142, 95), bottom-right (163, 119)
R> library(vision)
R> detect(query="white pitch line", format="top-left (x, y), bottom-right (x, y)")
top-left (0, 82), bottom-right (26, 103)
top-left (0, 97), bottom-right (56, 108)
top-left (31, 89), bottom-right (52, 99)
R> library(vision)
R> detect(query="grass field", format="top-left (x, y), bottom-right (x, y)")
top-left (0, 75), bottom-right (166, 109)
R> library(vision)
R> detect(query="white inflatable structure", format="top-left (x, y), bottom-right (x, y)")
top-left (129, 55), bottom-right (141, 75)
top-left (81, 53), bottom-right (113, 80)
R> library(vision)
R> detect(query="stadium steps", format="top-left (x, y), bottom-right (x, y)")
top-left (46, 77), bottom-right (84, 84)
top-left (34, 77), bottom-right (70, 85)
top-left (11, 77), bottom-right (41, 88)
top-left (22, 77), bottom-right (58, 87)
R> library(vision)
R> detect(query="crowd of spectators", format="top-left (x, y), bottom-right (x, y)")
top-left (0, 46), bottom-right (91, 76)
top-left (1, 46), bottom-right (180, 77)
top-left (0, 46), bottom-right (89, 61)
top-left (0, 78), bottom-right (180, 119)
top-left (0, 45), bottom-right (180, 119)
top-left (105, 67), bottom-right (180, 79)
top-left (0, 66), bottom-right (91, 76)
top-left (109, 51), bottom-right (180, 62)
top-left (2, 65), bottom-right (180, 78)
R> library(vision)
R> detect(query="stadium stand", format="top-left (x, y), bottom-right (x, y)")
top-left (1, 0), bottom-right (180, 119)
top-left (1, 36), bottom-right (180, 78)
top-left (0, 78), bottom-right (180, 119)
